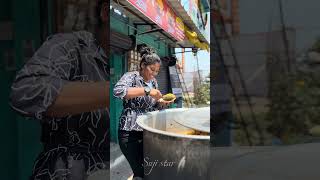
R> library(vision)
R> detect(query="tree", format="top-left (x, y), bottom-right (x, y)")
top-left (193, 74), bottom-right (210, 106)
top-left (266, 70), bottom-right (320, 143)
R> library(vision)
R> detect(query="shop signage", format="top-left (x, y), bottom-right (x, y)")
top-left (169, 66), bottom-right (183, 98)
top-left (127, 0), bottom-right (185, 41)
top-left (181, 0), bottom-right (210, 42)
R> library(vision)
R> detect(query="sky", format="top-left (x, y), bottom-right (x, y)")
top-left (175, 13), bottom-right (211, 77)
top-left (162, 0), bottom-right (320, 79)
top-left (175, 48), bottom-right (210, 76)
top-left (177, 0), bottom-right (320, 79)
top-left (239, 0), bottom-right (320, 50)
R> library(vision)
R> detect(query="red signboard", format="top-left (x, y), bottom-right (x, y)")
top-left (127, 0), bottom-right (185, 41)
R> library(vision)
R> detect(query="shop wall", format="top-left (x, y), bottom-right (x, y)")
top-left (13, 0), bottom-right (43, 179)
top-left (0, 0), bottom-right (43, 179)
top-left (0, 1), bottom-right (16, 179)
top-left (110, 11), bottom-right (170, 57)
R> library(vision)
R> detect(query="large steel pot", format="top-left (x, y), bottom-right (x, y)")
top-left (137, 108), bottom-right (210, 180)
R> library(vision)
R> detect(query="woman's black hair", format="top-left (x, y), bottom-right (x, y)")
top-left (138, 44), bottom-right (161, 68)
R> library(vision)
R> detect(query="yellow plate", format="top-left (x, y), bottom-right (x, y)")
top-left (159, 97), bottom-right (176, 103)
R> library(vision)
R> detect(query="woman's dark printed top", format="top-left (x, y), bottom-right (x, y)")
top-left (9, 31), bottom-right (109, 179)
top-left (113, 71), bottom-right (162, 131)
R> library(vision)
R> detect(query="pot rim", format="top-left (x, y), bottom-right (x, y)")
top-left (137, 108), bottom-right (210, 140)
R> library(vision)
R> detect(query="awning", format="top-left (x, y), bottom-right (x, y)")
top-left (113, 0), bottom-right (209, 49)
top-left (166, 0), bottom-right (209, 44)
top-left (185, 29), bottom-right (210, 51)
top-left (113, 0), bottom-right (185, 44)
top-left (110, 30), bottom-right (135, 53)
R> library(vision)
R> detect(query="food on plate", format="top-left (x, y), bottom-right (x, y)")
top-left (162, 93), bottom-right (176, 101)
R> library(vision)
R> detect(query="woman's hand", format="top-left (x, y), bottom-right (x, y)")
top-left (150, 89), bottom-right (162, 100)
top-left (158, 98), bottom-right (174, 109)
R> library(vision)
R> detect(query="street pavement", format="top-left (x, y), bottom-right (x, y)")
top-left (110, 142), bottom-right (133, 180)
top-left (212, 143), bottom-right (320, 180)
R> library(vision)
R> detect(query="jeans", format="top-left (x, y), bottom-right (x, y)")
top-left (118, 130), bottom-right (144, 178)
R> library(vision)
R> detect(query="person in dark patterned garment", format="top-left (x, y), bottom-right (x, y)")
top-left (113, 45), bottom-right (172, 179)
top-left (9, 1), bottom-right (109, 180)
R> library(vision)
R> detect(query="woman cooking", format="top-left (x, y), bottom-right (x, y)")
top-left (113, 45), bottom-right (173, 179)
